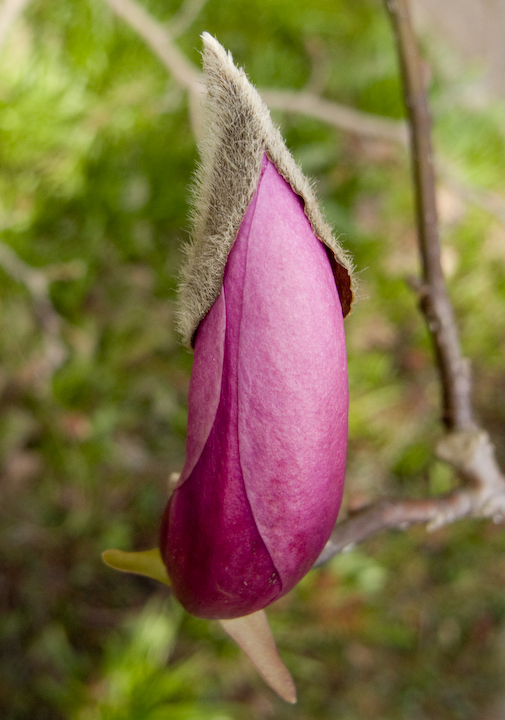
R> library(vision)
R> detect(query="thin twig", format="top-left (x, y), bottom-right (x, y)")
top-left (386, 0), bottom-right (473, 432)
top-left (385, 0), bottom-right (504, 492)
top-left (315, 0), bottom-right (505, 565)
top-left (260, 89), bottom-right (408, 145)
top-left (103, 0), bottom-right (205, 137)
top-left (317, 429), bottom-right (505, 565)
top-left (0, 242), bottom-right (84, 387)
top-left (315, 483), bottom-right (505, 567)
top-left (168, 0), bottom-right (209, 39)
top-left (102, 0), bottom-right (410, 147)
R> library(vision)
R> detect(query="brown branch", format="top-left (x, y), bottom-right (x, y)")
top-left (315, 484), bottom-right (504, 568)
top-left (168, 0), bottom-right (209, 39)
top-left (316, 430), bottom-right (505, 566)
top-left (260, 90), bottom-right (408, 145)
top-left (0, 242), bottom-right (84, 388)
top-left (315, 0), bottom-right (505, 566)
top-left (385, 0), bottom-right (473, 432)
top-left (102, 0), bottom-right (505, 230)
top-left (102, 0), bottom-right (409, 147)
top-left (383, 0), bottom-right (505, 493)
top-left (103, 0), bottom-right (205, 137)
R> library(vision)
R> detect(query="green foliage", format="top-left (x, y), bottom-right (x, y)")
top-left (1, 0), bottom-right (505, 719)
top-left (72, 598), bottom-right (246, 720)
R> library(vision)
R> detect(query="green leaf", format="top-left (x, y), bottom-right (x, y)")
top-left (102, 547), bottom-right (171, 585)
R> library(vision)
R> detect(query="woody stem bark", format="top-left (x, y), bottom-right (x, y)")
top-left (385, 0), bottom-right (474, 431)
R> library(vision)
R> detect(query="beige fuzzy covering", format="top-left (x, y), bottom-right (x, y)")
top-left (178, 32), bottom-right (354, 347)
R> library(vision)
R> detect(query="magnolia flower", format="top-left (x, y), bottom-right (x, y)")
top-left (160, 152), bottom-right (349, 620)
top-left (160, 33), bottom-right (353, 622)
top-left (103, 33), bottom-right (354, 703)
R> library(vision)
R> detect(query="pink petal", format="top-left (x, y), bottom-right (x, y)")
top-left (177, 290), bottom-right (226, 486)
top-left (238, 157), bottom-right (348, 591)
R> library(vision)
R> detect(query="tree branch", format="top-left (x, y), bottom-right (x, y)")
top-left (101, 0), bottom-right (410, 147)
top-left (315, 0), bottom-right (505, 565)
top-left (260, 89), bottom-right (408, 145)
top-left (386, 0), bottom-right (474, 432)
top-left (316, 430), bottom-right (505, 565)
top-left (315, 482), bottom-right (505, 568)
top-left (0, 241), bottom-right (84, 388)
top-left (103, 0), bottom-right (205, 137)
top-left (168, 0), bottom-right (209, 40)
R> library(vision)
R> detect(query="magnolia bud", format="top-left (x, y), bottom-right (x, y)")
top-left (160, 34), bottom-right (353, 620)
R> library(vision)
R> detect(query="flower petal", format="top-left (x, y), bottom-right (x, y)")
top-left (238, 157), bottom-right (348, 591)
top-left (177, 288), bottom-right (226, 487)
top-left (162, 154), bottom-right (348, 618)
top-left (162, 176), bottom-right (283, 618)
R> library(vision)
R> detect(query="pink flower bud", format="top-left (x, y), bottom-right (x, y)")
top-left (158, 34), bottom-right (353, 620)
top-left (160, 154), bottom-right (349, 619)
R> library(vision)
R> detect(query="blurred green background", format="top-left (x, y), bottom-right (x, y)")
top-left (1, 0), bottom-right (505, 718)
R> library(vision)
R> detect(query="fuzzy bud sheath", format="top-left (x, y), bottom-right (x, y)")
top-left (160, 152), bottom-right (349, 619)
